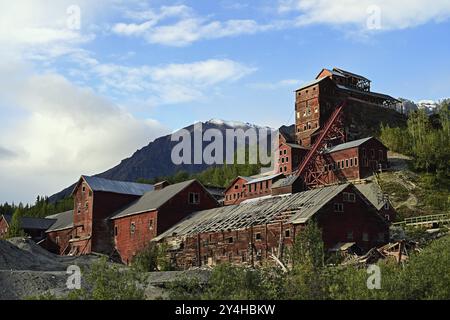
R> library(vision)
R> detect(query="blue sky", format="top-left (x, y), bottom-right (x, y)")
top-left (0, 0), bottom-right (449, 203)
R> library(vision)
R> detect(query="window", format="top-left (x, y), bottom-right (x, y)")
top-left (347, 231), bottom-right (353, 240)
top-left (297, 112), bottom-right (300, 119)
top-left (334, 203), bottom-right (344, 212)
top-left (130, 222), bottom-right (136, 235)
top-left (285, 229), bottom-right (291, 238)
top-left (82, 185), bottom-right (86, 193)
top-left (281, 157), bottom-right (285, 163)
top-left (279, 150), bottom-right (283, 156)
top-left (255, 233), bottom-right (262, 241)
top-left (362, 233), bottom-right (369, 242)
top-left (370, 149), bottom-right (375, 159)
top-left (284, 149), bottom-right (287, 155)
top-left (286, 157), bottom-right (289, 163)
top-left (345, 159), bottom-right (349, 168)
top-left (227, 237), bottom-right (234, 244)
top-left (266, 180), bottom-right (269, 189)
top-left (279, 168), bottom-right (283, 173)
top-left (343, 192), bottom-right (356, 203)
top-left (56, 236), bottom-right (60, 244)
top-left (314, 107), bottom-right (318, 113)
top-left (384, 202), bottom-right (390, 210)
top-left (385, 214), bottom-right (390, 221)
top-left (350, 158), bottom-right (353, 167)
top-left (284, 166), bottom-right (287, 172)
top-left (354, 157), bottom-right (358, 167)
top-left (234, 185), bottom-right (239, 189)
top-left (77, 203), bottom-right (81, 214)
top-left (189, 192), bottom-right (200, 204)
top-left (148, 219), bottom-right (154, 230)
top-left (114, 226), bottom-right (118, 237)
top-left (85, 201), bottom-right (89, 210)
top-left (337, 161), bottom-right (341, 169)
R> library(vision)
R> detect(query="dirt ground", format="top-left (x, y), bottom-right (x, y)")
top-left (0, 238), bottom-right (209, 300)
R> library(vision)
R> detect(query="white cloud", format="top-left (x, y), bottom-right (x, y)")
top-left (249, 79), bottom-right (301, 90)
top-left (278, 0), bottom-right (450, 30)
top-left (113, 5), bottom-right (279, 46)
top-left (0, 70), bottom-right (168, 203)
top-left (69, 57), bottom-right (256, 104)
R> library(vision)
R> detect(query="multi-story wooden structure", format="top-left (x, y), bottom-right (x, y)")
top-left (69, 175), bottom-right (154, 255)
top-left (153, 183), bottom-right (390, 269)
top-left (44, 210), bottom-right (74, 255)
top-left (0, 214), bottom-right (56, 242)
top-left (295, 68), bottom-right (402, 147)
top-left (109, 179), bottom-right (218, 264)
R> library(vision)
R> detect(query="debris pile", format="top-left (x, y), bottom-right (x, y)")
top-left (342, 240), bottom-right (420, 266)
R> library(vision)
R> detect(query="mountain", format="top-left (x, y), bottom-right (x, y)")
top-left (48, 119), bottom-right (274, 202)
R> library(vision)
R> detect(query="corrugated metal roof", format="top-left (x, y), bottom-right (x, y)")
top-left (45, 210), bottom-right (74, 232)
top-left (2, 214), bottom-right (56, 231)
top-left (355, 182), bottom-right (387, 210)
top-left (336, 84), bottom-right (399, 102)
top-left (245, 173), bottom-right (284, 185)
top-left (81, 175), bottom-right (154, 196)
top-left (323, 137), bottom-right (374, 154)
top-left (110, 179), bottom-right (198, 220)
top-left (153, 184), bottom-right (350, 242)
top-left (285, 143), bottom-right (309, 150)
top-left (272, 174), bottom-right (300, 189)
top-left (333, 68), bottom-right (370, 81)
top-left (295, 77), bottom-right (328, 92)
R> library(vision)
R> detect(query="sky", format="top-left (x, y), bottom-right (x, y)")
top-left (0, 0), bottom-right (449, 204)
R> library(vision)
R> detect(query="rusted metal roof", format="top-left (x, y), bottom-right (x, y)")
top-left (153, 183), bottom-right (350, 241)
top-left (45, 210), bottom-right (74, 232)
top-left (110, 179), bottom-right (199, 220)
top-left (2, 214), bottom-right (56, 231)
top-left (80, 175), bottom-right (153, 196)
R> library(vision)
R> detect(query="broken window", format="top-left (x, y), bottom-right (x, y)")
top-left (255, 233), bottom-right (262, 241)
top-left (130, 222), bottom-right (136, 235)
top-left (148, 219), bottom-right (154, 230)
top-left (189, 192), bottom-right (200, 204)
top-left (343, 192), bottom-right (356, 203)
top-left (334, 203), bottom-right (344, 212)
top-left (285, 229), bottom-right (291, 238)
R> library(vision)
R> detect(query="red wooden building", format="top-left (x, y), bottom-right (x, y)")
top-left (43, 210), bottom-right (74, 255)
top-left (0, 214), bottom-right (55, 242)
top-left (109, 179), bottom-right (218, 264)
top-left (295, 68), bottom-right (402, 147)
top-left (153, 183), bottom-right (389, 269)
top-left (69, 175), bottom-right (154, 255)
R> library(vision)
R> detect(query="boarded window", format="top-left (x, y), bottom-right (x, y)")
top-left (189, 192), bottom-right (200, 204)
top-left (343, 192), bottom-right (356, 203)
top-left (285, 229), bottom-right (291, 238)
top-left (334, 203), bottom-right (344, 212)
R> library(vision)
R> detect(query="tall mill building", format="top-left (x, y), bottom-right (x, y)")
top-left (295, 68), bottom-right (404, 147)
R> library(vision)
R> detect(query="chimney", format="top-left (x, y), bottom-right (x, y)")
top-left (154, 180), bottom-right (169, 191)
